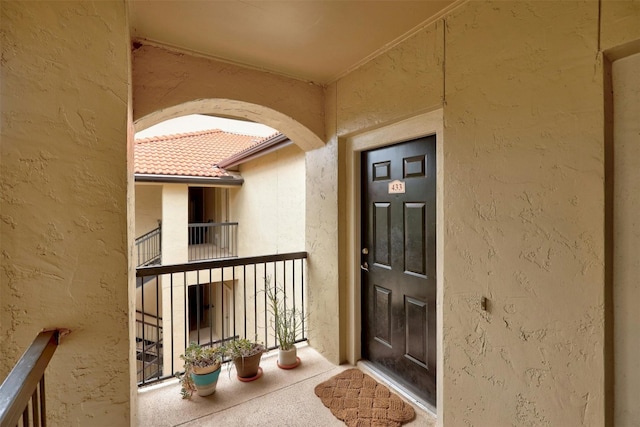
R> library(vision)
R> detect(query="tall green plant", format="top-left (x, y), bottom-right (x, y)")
top-left (265, 275), bottom-right (304, 351)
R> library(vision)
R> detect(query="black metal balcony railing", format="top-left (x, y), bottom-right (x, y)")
top-left (188, 222), bottom-right (238, 261)
top-left (135, 251), bottom-right (307, 388)
top-left (0, 329), bottom-right (69, 427)
top-left (136, 226), bottom-right (161, 267)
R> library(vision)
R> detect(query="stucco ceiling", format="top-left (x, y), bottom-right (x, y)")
top-left (129, 1), bottom-right (456, 84)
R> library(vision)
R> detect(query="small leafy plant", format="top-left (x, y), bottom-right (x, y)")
top-left (222, 338), bottom-right (265, 377)
top-left (223, 338), bottom-right (265, 359)
top-left (175, 342), bottom-right (223, 399)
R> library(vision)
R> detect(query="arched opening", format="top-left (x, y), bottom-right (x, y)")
top-left (131, 105), bottom-right (310, 387)
top-left (134, 99), bottom-right (325, 152)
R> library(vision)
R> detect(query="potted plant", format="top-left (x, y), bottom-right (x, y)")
top-left (176, 341), bottom-right (223, 398)
top-left (223, 338), bottom-right (265, 382)
top-left (265, 276), bottom-right (304, 369)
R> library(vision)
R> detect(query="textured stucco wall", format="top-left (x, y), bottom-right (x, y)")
top-left (441, 2), bottom-right (604, 425)
top-left (229, 144), bottom-right (305, 256)
top-left (0, 1), bottom-right (131, 425)
top-left (135, 184), bottom-right (162, 237)
top-left (302, 78), bottom-right (342, 363)
top-left (305, 134), bottom-right (340, 362)
top-left (612, 52), bottom-right (640, 427)
top-left (336, 21), bottom-right (444, 135)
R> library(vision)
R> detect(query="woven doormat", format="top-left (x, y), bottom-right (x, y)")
top-left (314, 368), bottom-right (415, 427)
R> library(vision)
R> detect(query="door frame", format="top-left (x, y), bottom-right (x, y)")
top-left (342, 109), bottom-right (444, 419)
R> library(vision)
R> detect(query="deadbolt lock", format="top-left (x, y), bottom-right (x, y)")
top-left (362, 248), bottom-right (369, 255)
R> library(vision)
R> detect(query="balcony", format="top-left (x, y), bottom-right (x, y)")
top-left (135, 252), bottom-right (435, 426)
top-left (137, 344), bottom-right (435, 426)
top-left (188, 222), bottom-right (238, 262)
top-left (136, 222), bottom-right (239, 268)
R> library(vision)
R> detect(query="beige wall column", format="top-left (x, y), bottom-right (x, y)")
top-left (0, 1), bottom-right (131, 425)
top-left (160, 184), bottom-right (189, 374)
top-left (305, 138), bottom-right (340, 362)
top-left (161, 184), bottom-right (189, 265)
top-left (612, 52), bottom-right (640, 427)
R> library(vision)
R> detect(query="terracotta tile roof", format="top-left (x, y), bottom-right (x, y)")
top-left (135, 129), bottom-right (278, 178)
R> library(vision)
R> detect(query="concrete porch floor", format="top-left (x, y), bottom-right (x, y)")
top-left (137, 344), bottom-right (436, 426)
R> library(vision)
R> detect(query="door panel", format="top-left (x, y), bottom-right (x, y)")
top-left (405, 296), bottom-right (428, 368)
top-left (373, 203), bottom-right (391, 266)
top-left (404, 202), bottom-right (426, 276)
top-left (374, 285), bottom-right (392, 346)
top-left (362, 136), bottom-right (436, 406)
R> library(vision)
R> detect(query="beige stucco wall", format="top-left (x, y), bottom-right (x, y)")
top-left (135, 184), bottom-right (162, 237)
top-left (229, 144), bottom-right (306, 256)
top-left (612, 52), bottom-right (640, 427)
top-left (336, 21), bottom-right (444, 134)
top-left (132, 45), bottom-right (326, 151)
top-left (439, 2), bottom-right (604, 425)
top-left (0, 1), bottom-right (132, 425)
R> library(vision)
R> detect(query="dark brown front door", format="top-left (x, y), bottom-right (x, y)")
top-left (361, 136), bottom-right (436, 405)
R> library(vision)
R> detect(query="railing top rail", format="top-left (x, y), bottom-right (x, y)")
top-left (0, 329), bottom-right (69, 427)
top-left (188, 221), bottom-right (239, 227)
top-left (135, 226), bottom-right (161, 243)
top-left (136, 251), bottom-right (308, 277)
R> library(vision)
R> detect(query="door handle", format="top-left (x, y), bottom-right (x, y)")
top-left (360, 262), bottom-right (369, 272)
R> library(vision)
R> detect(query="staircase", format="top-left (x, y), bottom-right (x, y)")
top-left (136, 311), bottom-right (163, 384)
top-left (136, 225), bottom-right (161, 267)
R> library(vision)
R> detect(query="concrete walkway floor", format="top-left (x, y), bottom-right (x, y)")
top-left (137, 344), bottom-right (436, 427)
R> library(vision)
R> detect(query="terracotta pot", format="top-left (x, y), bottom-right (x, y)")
top-left (233, 350), bottom-right (263, 379)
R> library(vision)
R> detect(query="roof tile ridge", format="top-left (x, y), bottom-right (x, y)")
top-left (223, 131), bottom-right (285, 158)
top-left (135, 128), bottom-right (275, 143)
top-left (228, 131), bottom-right (280, 147)
top-left (135, 128), bottom-right (225, 143)
top-left (223, 130), bottom-right (277, 139)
